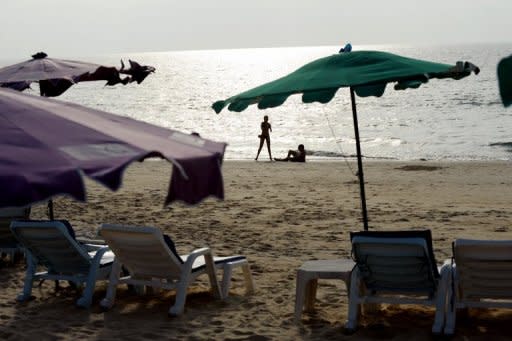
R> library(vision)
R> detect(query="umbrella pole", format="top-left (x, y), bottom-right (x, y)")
top-left (349, 87), bottom-right (369, 230)
top-left (48, 200), bottom-right (54, 220)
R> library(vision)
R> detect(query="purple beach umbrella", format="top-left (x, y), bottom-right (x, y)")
top-left (0, 52), bottom-right (155, 97)
top-left (0, 88), bottom-right (226, 209)
top-left (0, 52), bottom-right (156, 217)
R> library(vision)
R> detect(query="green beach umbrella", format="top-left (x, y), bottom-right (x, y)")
top-left (498, 54), bottom-right (512, 107)
top-left (213, 50), bottom-right (480, 231)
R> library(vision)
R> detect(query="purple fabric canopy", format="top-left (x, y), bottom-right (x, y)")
top-left (0, 88), bottom-right (226, 208)
top-left (0, 52), bottom-right (155, 97)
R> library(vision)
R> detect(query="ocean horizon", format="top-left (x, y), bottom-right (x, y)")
top-left (2, 43), bottom-right (512, 161)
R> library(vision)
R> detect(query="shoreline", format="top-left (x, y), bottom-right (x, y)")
top-left (223, 158), bottom-right (512, 163)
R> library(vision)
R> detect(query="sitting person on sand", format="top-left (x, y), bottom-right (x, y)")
top-left (274, 144), bottom-right (306, 162)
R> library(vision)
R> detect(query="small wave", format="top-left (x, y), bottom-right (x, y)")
top-left (487, 100), bottom-right (503, 106)
top-left (489, 142), bottom-right (512, 151)
top-left (454, 99), bottom-right (502, 107)
top-left (308, 150), bottom-right (397, 160)
top-left (455, 100), bottom-right (485, 107)
top-left (308, 150), bottom-right (355, 158)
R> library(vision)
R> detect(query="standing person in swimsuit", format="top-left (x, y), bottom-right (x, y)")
top-left (255, 115), bottom-right (273, 161)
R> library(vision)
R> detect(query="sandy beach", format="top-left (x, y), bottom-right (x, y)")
top-left (1, 160), bottom-right (512, 340)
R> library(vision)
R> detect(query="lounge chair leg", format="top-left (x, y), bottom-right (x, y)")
top-left (242, 262), bottom-right (255, 294)
top-left (101, 259), bottom-right (122, 309)
top-left (444, 269), bottom-right (456, 335)
top-left (133, 285), bottom-right (146, 296)
top-left (294, 269), bottom-right (310, 321)
top-left (78, 247), bottom-right (110, 308)
top-left (77, 271), bottom-right (99, 308)
top-left (304, 279), bottom-right (318, 312)
top-left (345, 268), bottom-right (361, 331)
top-left (433, 264), bottom-right (450, 334)
top-left (17, 253), bottom-right (36, 302)
top-left (444, 304), bottom-right (456, 334)
top-left (12, 251), bottom-right (22, 264)
top-left (77, 288), bottom-right (93, 308)
top-left (169, 279), bottom-right (189, 316)
top-left (204, 253), bottom-right (222, 299)
top-left (221, 264), bottom-right (233, 298)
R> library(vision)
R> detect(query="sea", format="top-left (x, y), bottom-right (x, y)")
top-left (2, 43), bottom-right (512, 161)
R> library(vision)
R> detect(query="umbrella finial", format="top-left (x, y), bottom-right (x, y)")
top-left (31, 52), bottom-right (48, 59)
top-left (339, 43), bottom-right (352, 53)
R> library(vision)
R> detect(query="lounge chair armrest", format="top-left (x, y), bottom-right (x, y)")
top-left (439, 262), bottom-right (452, 277)
top-left (182, 247), bottom-right (222, 299)
top-left (77, 236), bottom-right (107, 252)
top-left (437, 259), bottom-right (452, 272)
top-left (77, 237), bottom-right (106, 244)
top-left (81, 243), bottom-right (107, 252)
top-left (183, 247), bottom-right (212, 267)
top-left (90, 246), bottom-right (111, 262)
top-left (441, 258), bottom-right (452, 267)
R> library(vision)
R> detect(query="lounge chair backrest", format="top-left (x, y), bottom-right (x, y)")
top-left (10, 220), bottom-right (91, 274)
top-left (350, 230), bottom-right (439, 295)
top-left (454, 239), bottom-right (512, 300)
top-left (0, 207), bottom-right (31, 246)
top-left (0, 207), bottom-right (31, 219)
top-left (99, 224), bottom-right (184, 280)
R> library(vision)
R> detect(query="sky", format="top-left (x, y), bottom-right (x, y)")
top-left (1, 0), bottom-right (512, 59)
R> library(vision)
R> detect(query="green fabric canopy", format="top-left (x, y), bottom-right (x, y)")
top-left (498, 54), bottom-right (512, 107)
top-left (212, 50), bottom-right (479, 230)
top-left (213, 50), bottom-right (479, 113)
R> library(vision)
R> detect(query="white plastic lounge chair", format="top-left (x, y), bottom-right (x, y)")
top-left (10, 220), bottom-right (114, 308)
top-left (0, 206), bottom-right (30, 262)
top-left (345, 230), bottom-right (451, 334)
top-left (444, 239), bottom-right (512, 335)
top-left (98, 224), bottom-right (255, 316)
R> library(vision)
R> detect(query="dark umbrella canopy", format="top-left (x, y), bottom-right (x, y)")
top-left (0, 88), bottom-right (226, 208)
top-left (0, 52), bottom-right (155, 97)
top-left (498, 54), bottom-right (512, 107)
top-left (213, 50), bottom-right (479, 230)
